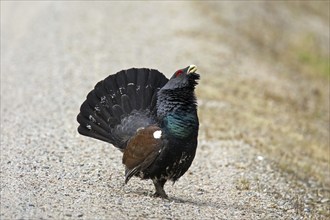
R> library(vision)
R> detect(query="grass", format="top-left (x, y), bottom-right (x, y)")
top-left (235, 178), bottom-right (250, 191)
top-left (197, 73), bottom-right (329, 186)
top-left (295, 35), bottom-right (330, 77)
top-left (189, 1), bottom-right (329, 218)
top-left (194, 0), bottom-right (329, 188)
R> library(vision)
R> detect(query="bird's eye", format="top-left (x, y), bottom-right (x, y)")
top-left (175, 70), bottom-right (183, 77)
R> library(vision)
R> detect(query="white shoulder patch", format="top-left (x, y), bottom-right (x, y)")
top-left (153, 130), bottom-right (162, 139)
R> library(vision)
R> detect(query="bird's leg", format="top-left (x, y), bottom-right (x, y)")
top-left (152, 179), bottom-right (168, 199)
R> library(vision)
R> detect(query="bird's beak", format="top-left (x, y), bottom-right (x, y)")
top-left (187, 65), bottom-right (197, 74)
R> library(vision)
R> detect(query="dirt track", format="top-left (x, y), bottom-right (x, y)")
top-left (1, 2), bottom-right (329, 219)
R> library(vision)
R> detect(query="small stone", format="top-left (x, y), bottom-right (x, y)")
top-left (286, 209), bottom-right (295, 213)
top-left (320, 198), bottom-right (329, 203)
top-left (257, 156), bottom-right (264, 161)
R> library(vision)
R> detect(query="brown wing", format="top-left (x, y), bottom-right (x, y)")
top-left (123, 125), bottom-right (164, 183)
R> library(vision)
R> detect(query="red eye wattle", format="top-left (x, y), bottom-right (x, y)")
top-left (175, 70), bottom-right (183, 77)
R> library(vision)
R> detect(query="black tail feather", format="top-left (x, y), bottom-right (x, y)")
top-left (121, 94), bottom-right (132, 114)
top-left (125, 69), bottom-right (137, 82)
top-left (112, 104), bottom-right (124, 119)
top-left (77, 68), bottom-right (169, 149)
top-left (126, 85), bottom-right (137, 109)
top-left (77, 114), bottom-right (113, 143)
top-left (79, 102), bottom-right (108, 131)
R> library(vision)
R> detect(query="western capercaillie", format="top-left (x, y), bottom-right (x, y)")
top-left (77, 65), bottom-right (200, 198)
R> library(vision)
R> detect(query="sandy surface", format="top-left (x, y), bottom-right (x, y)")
top-left (1, 2), bottom-right (329, 219)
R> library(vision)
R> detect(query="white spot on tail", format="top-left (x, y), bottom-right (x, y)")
top-left (153, 130), bottom-right (162, 139)
top-left (100, 96), bottom-right (106, 104)
top-left (119, 87), bottom-right (125, 94)
top-left (89, 115), bottom-right (96, 122)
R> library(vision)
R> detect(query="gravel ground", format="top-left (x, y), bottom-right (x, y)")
top-left (1, 2), bottom-right (329, 219)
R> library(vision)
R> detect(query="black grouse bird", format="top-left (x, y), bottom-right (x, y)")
top-left (77, 65), bottom-right (200, 198)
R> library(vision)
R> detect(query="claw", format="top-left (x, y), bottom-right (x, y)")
top-left (153, 191), bottom-right (169, 199)
top-left (152, 178), bottom-right (168, 199)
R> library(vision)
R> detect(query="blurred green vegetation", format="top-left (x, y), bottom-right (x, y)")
top-left (295, 34), bottom-right (329, 77)
top-left (194, 1), bottom-right (329, 189)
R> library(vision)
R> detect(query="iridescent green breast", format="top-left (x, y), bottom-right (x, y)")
top-left (163, 112), bottom-right (198, 139)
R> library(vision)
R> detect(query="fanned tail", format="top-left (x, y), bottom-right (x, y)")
top-left (77, 68), bottom-right (169, 149)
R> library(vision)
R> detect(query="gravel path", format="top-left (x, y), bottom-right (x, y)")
top-left (1, 2), bottom-right (328, 219)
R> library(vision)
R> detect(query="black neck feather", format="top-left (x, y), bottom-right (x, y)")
top-left (156, 88), bottom-right (198, 139)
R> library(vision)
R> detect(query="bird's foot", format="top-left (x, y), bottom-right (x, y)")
top-left (153, 191), bottom-right (169, 199)
top-left (152, 178), bottom-right (168, 199)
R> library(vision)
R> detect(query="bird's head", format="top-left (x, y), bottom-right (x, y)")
top-left (161, 65), bottom-right (200, 90)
